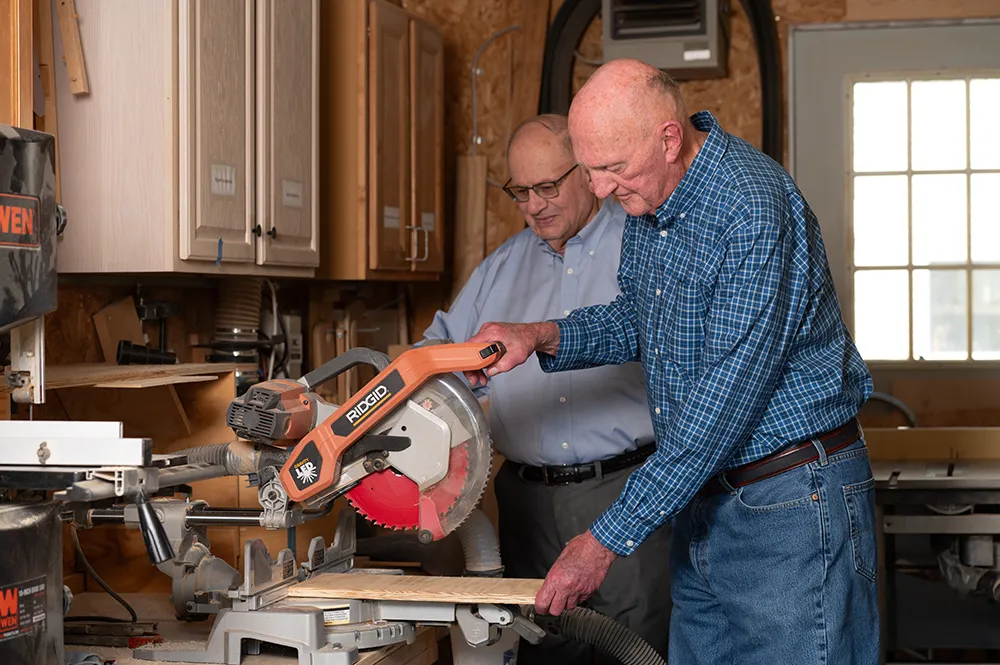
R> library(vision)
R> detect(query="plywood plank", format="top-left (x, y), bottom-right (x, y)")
top-left (2, 362), bottom-right (237, 392)
top-left (289, 572), bottom-right (542, 605)
top-left (94, 374), bottom-right (218, 389)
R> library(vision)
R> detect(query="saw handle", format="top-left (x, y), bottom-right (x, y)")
top-left (299, 348), bottom-right (391, 391)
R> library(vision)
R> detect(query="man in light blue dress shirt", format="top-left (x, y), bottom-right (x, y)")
top-left (421, 114), bottom-right (671, 664)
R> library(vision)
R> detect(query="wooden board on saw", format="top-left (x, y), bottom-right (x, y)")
top-left (288, 573), bottom-right (543, 605)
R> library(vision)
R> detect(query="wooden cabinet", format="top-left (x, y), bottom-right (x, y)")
top-left (51, 0), bottom-right (319, 276)
top-left (320, 0), bottom-right (445, 281)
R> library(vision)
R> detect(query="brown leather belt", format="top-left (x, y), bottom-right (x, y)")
top-left (699, 418), bottom-right (862, 497)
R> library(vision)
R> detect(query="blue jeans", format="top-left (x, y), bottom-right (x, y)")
top-left (669, 438), bottom-right (880, 664)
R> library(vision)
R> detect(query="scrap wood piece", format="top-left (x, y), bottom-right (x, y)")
top-left (56, 0), bottom-right (88, 94)
top-left (92, 295), bottom-right (145, 363)
top-left (93, 374), bottom-right (218, 389)
top-left (288, 572), bottom-right (543, 605)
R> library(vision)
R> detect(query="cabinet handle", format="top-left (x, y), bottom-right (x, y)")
top-left (406, 226), bottom-right (430, 263)
top-left (267, 227), bottom-right (277, 239)
top-left (252, 224), bottom-right (262, 237)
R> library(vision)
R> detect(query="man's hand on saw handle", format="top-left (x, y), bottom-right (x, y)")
top-left (463, 322), bottom-right (560, 387)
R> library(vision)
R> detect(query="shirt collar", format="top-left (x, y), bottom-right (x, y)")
top-left (536, 197), bottom-right (619, 257)
top-left (649, 110), bottom-right (728, 229)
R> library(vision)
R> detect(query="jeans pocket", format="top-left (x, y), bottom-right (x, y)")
top-left (843, 477), bottom-right (878, 582)
top-left (734, 467), bottom-right (817, 513)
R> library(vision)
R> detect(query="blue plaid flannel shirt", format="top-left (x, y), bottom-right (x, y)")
top-left (538, 111), bottom-right (873, 556)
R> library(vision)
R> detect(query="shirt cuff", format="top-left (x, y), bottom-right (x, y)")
top-left (536, 318), bottom-right (588, 373)
top-left (589, 501), bottom-right (656, 557)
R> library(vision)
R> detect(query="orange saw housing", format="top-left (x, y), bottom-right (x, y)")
top-left (279, 342), bottom-right (503, 504)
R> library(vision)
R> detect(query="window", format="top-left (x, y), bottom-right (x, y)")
top-left (849, 74), bottom-right (1000, 362)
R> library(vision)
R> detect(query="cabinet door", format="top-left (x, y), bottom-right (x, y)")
top-left (178, 0), bottom-right (256, 263)
top-left (256, 0), bottom-right (320, 267)
top-left (368, 0), bottom-right (410, 271)
top-left (408, 19), bottom-right (444, 273)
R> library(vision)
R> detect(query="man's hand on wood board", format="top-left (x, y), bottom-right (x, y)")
top-left (463, 321), bottom-right (560, 387)
top-left (535, 530), bottom-right (617, 616)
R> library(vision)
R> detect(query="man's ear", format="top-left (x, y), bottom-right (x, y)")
top-left (659, 120), bottom-right (684, 163)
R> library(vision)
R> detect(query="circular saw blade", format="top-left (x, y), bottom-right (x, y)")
top-left (344, 373), bottom-right (492, 540)
top-left (345, 443), bottom-right (470, 530)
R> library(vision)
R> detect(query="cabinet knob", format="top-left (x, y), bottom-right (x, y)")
top-left (267, 227), bottom-right (277, 239)
top-left (252, 224), bottom-right (262, 237)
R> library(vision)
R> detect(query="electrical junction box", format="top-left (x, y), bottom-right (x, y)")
top-left (601, 0), bottom-right (730, 79)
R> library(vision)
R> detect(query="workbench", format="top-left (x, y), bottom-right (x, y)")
top-left (65, 592), bottom-right (443, 665)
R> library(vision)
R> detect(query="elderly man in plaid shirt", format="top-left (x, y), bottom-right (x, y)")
top-left (466, 59), bottom-right (879, 664)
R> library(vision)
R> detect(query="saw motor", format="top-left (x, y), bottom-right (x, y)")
top-left (226, 342), bottom-right (502, 542)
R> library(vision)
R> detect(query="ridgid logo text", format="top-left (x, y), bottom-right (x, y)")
top-left (346, 385), bottom-right (390, 425)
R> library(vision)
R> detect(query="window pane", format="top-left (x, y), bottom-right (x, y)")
top-left (911, 80), bottom-right (967, 172)
top-left (853, 81), bottom-right (907, 173)
top-left (972, 174), bottom-right (1000, 264)
top-left (971, 79), bottom-right (1000, 170)
top-left (854, 270), bottom-right (909, 360)
top-left (913, 269), bottom-right (968, 360)
top-left (912, 174), bottom-right (967, 265)
top-left (973, 270), bottom-right (1000, 360)
top-left (853, 176), bottom-right (908, 267)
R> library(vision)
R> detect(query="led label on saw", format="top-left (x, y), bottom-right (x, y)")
top-left (290, 441), bottom-right (323, 490)
top-left (332, 370), bottom-right (405, 437)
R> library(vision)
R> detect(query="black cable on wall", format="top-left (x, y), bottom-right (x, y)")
top-left (537, 0), bottom-right (784, 165)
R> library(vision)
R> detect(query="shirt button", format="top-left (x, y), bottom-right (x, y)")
top-left (559, 397), bottom-right (567, 403)
top-left (589, 250), bottom-right (595, 256)
top-left (655, 288), bottom-right (661, 296)
top-left (654, 348), bottom-right (659, 355)
top-left (655, 407), bottom-right (661, 415)
top-left (660, 510), bottom-right (666, 516)
top-left (659, 230), bottom-right (667, 237)
top-left (563, 309), bottom-right (570, 316)
top-left (626, 540), bottom-right (634, 548)
top-left (561, 442), bottom-right (569, 450)
top-left (680, 213), bottom-right (686, 219)
top-left (566, 268), bottom-right (573, 275)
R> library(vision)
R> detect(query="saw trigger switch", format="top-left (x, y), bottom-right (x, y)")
top-left (479, 342), bottom-right (505, 360)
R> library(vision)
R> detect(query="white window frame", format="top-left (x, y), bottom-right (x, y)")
top-left (847, 70), bottom-right (1000, 364)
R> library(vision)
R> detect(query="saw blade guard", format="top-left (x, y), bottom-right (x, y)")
top-left (346, 371), bottom-right (492, 541)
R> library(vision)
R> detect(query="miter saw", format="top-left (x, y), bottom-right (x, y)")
top-left (226, 341), bottom-right (502, 544)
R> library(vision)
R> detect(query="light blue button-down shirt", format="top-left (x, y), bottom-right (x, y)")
top-left (421, 199), bottom-right (654, 467)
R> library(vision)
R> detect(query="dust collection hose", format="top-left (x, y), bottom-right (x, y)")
top-left (540, 607), bottom-right (667, 665)
top-left (453, 511), bottom-right (662, 664)
top-left (456, 508), bottom-right (504, 576)
top-left (169, 440), bottom-right (289, 476)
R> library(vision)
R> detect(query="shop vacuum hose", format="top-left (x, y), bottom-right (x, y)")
top-left (537, 607), bottom-right (666, 665)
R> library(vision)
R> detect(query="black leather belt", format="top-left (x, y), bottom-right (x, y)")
top-left (699, 418), bottom-right (862, 496)
top-left (510, 443), bottom-right (657, 486)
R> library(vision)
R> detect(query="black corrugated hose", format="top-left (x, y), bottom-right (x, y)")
top-left (540, 607), bottom-right (667, 665)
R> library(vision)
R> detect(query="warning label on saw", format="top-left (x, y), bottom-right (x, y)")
top-left (332, 370), bottom-right (405, 437)
top-left (0, 576), bottom-right (46, 644)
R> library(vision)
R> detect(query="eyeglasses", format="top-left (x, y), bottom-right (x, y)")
top-left (502, 164), bottom-right (579, 203)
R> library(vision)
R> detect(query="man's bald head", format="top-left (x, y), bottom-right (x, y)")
top-left (506, 114), bottom-right (574, 163)
top-left (567, 58), bottom-right (704, 216)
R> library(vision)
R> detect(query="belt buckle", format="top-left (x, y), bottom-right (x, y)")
top-left (543, 466), bottom-right (574, 486)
